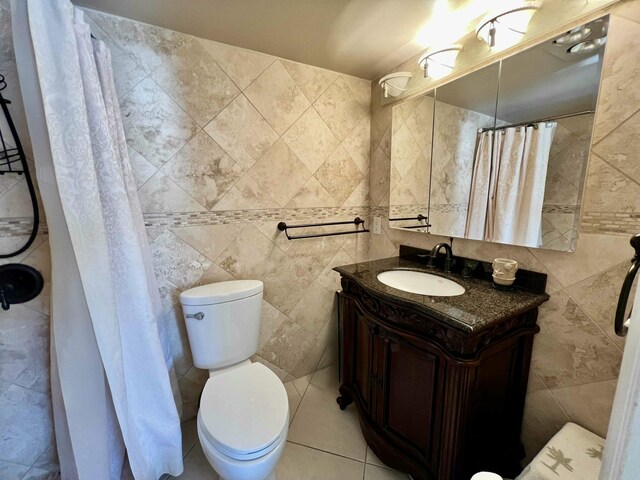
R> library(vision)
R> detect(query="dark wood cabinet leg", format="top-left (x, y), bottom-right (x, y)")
top-left (337, 387), bottom-right (353, 410)
top-left (336, 395), bottom-right (353, 410)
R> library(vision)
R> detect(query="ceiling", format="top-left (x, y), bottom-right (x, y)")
top-left (72, 0), bottom-right (486, 80)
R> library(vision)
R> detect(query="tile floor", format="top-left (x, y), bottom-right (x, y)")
top-left (172, 365), bottom-right (410, 480)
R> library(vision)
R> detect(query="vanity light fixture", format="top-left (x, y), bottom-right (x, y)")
top-left (567, 37), bottom-right (606, 55)
top-left (378, 72), bottom-right (412, 98)
top-left (554, 26), bottom-right (592, 45)
top-left (597, 18), bottom-right (609, 36)
top-left (418, 45), bottom-right (463, 79)
top-left (476, 1), bottom-right (542, 50)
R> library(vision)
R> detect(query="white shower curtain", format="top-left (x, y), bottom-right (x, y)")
top-left (465, 123), bottom-right (556, 247)
top-left (11, 1), bottom-right (183, 479)
top-left (465, 130), bottom-right (494, 241)
top-left (490, 124), bottom-right (556, 246)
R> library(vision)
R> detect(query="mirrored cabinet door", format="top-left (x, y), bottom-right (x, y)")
top-left (389, 90), bottom-right (434, 232)
top-left (388, 16), bottom-right (608, 253)
top-left (428, 63), bottom-right (499, 239)
top-left (492, 18), bottom-right (605, 251)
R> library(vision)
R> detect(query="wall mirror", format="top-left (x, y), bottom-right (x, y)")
top-left (428, 63), bottom-right (500, 239)
top-left (389, 16), bottom-right (607, 252)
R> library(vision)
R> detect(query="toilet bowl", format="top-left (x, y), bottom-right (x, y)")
top-left (471, 473), bottom-right (502, 480)
top-left (180, 281), bottom-right (289, 480)
top-left (197, 362), bottom-right (288, 480)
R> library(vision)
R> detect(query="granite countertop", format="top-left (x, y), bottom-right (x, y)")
top-left (334, 256), bottom-right (550, 335)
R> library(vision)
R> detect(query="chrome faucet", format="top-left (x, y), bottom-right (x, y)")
top-left (428, 242), bottom-right (453, 273)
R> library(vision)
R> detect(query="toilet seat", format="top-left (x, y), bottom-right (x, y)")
top-left (198, 362), bottom-right (289, 461)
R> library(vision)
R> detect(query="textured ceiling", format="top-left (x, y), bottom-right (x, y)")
top-left (72, 0), bottom-right (486, 80)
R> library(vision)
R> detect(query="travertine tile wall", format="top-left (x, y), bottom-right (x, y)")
top-left (86, 7), bottom-right (372, 391)
top-left (0, 4), bottom-right (372, 475)
top-left (370, 1), bottom-right (640, 463)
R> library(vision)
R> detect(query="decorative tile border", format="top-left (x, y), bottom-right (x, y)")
top-left (543, 205), bottom-right (580, 214)
top-left (0, 206), bottom-right (371, 237)
top-left (430, 203), bottom-right (467, 214)
top-left (3, 207), bottom-right (636, 238)
top-left (580, 212), bottom-right (640, 236)
top-left (388, 204), bottom-right (428, 218)
top-left (142, 206), bottom-right (370, 228)
top-left (371, 206), bottom-right (390, 217)
top-left (381, 203), bottom-right (580, 218)
top-left (0, 218), bottom-right (46, 237)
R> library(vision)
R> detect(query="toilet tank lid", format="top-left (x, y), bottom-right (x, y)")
top-left (180, 280), bottom-right (263, 306)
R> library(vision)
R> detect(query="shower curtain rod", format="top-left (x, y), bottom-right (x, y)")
top-left (478, 109), bottom-right (595, 133)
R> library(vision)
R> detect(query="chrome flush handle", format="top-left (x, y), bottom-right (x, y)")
top-left (186, 312), bottom-right (205, 321)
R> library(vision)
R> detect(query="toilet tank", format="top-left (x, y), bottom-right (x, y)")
top-left (179, 280), bottom-right (263, 370)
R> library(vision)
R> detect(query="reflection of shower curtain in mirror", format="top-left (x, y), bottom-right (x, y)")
top-left (466, 123), bottom-right (556, 246)
top-left (465, 131), bottom-right (494, 240)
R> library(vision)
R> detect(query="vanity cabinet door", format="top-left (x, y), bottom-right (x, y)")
top-left (376, 329), bottom-right (443, 474)
top-left (348, 304), bottom-right (378, 415)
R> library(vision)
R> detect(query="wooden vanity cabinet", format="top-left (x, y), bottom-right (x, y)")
top-left (337, 278), bottom-right (540, 480)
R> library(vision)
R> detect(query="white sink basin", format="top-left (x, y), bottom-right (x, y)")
top-left (377, 270), bottom-right (465, 297)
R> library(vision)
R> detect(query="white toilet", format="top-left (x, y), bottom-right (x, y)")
top-left (180, 280), bottom-right (289, 480)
